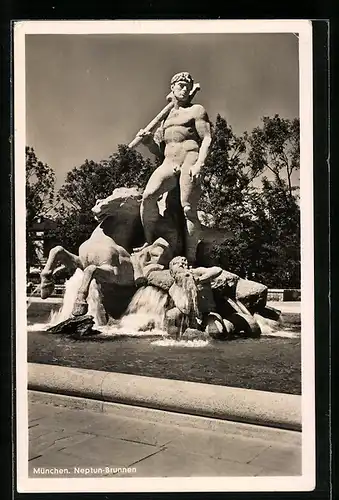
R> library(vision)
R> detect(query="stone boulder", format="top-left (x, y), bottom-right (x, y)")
top-left (235, 278), bottom-right (268, 312)
top-left (180, 328), bottom-right (209, 341)
top-left (210, 269), bottom-right (267, 316)
top-left (47, 315), bottom-right (97, 338)
top-left (211, 269), bottom-right (240, 293)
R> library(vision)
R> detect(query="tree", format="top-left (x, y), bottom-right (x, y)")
top-left (57, 144), bottom-right (155, 212)
top-left (198, 114), bottom-right (300, 288)
top-left (26, 147), bottom-right (55, 269)
top-left (50, 145), bottom-right (156, 252)
top-left (199, 114), bottom-right (251, 228)
top-left (49, 113), bottom-right (301, 288)
top-left (230, 177), bottom-right (300, 288)
top-left (244, 114), bottom-right (300, 197)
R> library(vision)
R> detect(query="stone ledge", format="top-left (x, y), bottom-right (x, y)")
top-left (28, 363), bottom-right (301, 431)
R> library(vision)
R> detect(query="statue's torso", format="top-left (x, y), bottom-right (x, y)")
top-left (162, 105), bottom-right (201, 164)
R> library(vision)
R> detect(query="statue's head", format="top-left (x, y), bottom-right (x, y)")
top-left (170, 72), bottom-right (194, 103)
top-left (169, 255), bottom-right (189, 275)
top-left (92, 187), bottom-right (143, 222)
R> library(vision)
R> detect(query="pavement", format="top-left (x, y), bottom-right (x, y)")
top-left (28, 391), bottom-right (302, 478)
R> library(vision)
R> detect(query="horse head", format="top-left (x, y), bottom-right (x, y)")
top-left (92, 187), bottom-right (143, 223)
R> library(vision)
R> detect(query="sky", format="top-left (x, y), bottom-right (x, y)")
top-left (25, 33), bottom-right (299, 190)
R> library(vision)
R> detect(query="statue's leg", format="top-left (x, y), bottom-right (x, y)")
top-left (73, 264), bottom-right (97, 316)
top-left (140, 160), bottom-right (178, 244)
top-left (180, 154), bottom-right (202, 265)
top-left (73, 262), bottom-right (132, 317)
top-left (40, 246), bottom-right (82, 299)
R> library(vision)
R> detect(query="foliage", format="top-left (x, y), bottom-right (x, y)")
top-left (213, 178), bottom-right (300, 288)
top-left (50, 145), bottom-right (156, 252)
top-left (57, 145), bottom-right (155, 212)
top-left (44, 114), bottom-right (301, 288)
top-left (244, 114), bottom-right (300, 196)
top-left (26, 147), bottom-right (55, 267)
top-left (26, 146), bottom-right (55, 223)
top-left (199, 114), bottom-right (249, 222)
top-left (199, 114), bottom-right (300, 288)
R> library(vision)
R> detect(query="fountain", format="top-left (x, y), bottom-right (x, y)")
top-left (34, 184), bottom-right (281, 342)
top-left (34, 72), bottom-right (284, 342)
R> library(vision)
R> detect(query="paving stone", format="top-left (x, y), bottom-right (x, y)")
top-left (29, 391), bottom-right (103, 413)
top-left (80, 416), bottom-right (182, 447)
top-left (29, 403), bottom-right (64, 423)
top-left (248, 443), bottom-right (301, 475)
top-left (165, 429), bottom-right (270, 464)
top-left (78, 413), bottom-right (277, 463)
top-left (29, 406), bottom-right (112, 433)
top-left (29, 429), bottom-right (94, 460)
top-left (29, 393), bottom-right (302, 447)
top-left (29, 422), bottom-right (56, 440)
top-left (27, 398), bottom-right (303, 479)
top-left (117, 448), bottom-right (263, 477)
top-left (60, 434), bottom-right (159, 468)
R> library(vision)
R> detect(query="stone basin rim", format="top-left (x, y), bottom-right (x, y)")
top-left (27, 362), bottom-right (301, 431)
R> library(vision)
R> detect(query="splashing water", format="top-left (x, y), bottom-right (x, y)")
top-left (123, 285), bottom-right (168, 329)
top-left (42, 269), bottom-right (109, 328)
top-left (152, 338), bottom-right (209, 347)
top-left (98, 286), bottom-right (168, 337)
top-left (48, 269), bottom-right (85, 325)
top-left (28, 270), bottom-right (169, 338)
top-left (28, 269), bottom-right (84, 331)
top-left (26, 284), bottom-right (42, 309)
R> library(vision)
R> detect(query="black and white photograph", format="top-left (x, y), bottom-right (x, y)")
top-left (15, 19), bottom-right (314, 493)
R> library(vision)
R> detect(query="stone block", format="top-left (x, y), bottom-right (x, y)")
top-left (235, 278), bottom-right (268, 311)
top-left (29, 429), bottom-right (94, 460)
top-left (248, 443), bottom-right (301, 475)
top-left (80, 416), bottom-right (180, 447)
top-left (166, 429), bottom-right (270, 464)
top-left (60, 434), bottom-right (157, 467)
top-left (117, 448), bottom-right (263, 477)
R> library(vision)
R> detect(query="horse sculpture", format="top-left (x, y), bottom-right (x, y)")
top-left (40, 187), bottom-right (147, 324)
top-left (40, 186), bottom-right (186, 325)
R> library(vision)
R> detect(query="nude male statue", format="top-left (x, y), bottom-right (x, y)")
top-left (136, 72), bottom-right (212, 264)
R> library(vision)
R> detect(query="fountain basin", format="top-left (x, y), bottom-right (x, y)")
top-left (28, 363), bottom-right (301, 431)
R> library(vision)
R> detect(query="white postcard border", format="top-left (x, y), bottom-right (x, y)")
top-left (14, 19), bottom-right (315, 493)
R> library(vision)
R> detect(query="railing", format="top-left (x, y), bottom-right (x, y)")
top-left (267, 289), bottom-right (301, 302)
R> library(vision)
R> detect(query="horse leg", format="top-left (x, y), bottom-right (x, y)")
top-left (40, 245), bottom-right (82, 299)
top-left (72, 264), bottom-right (97, 316)
top-left (72, 263), bottom-right (125, 317)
